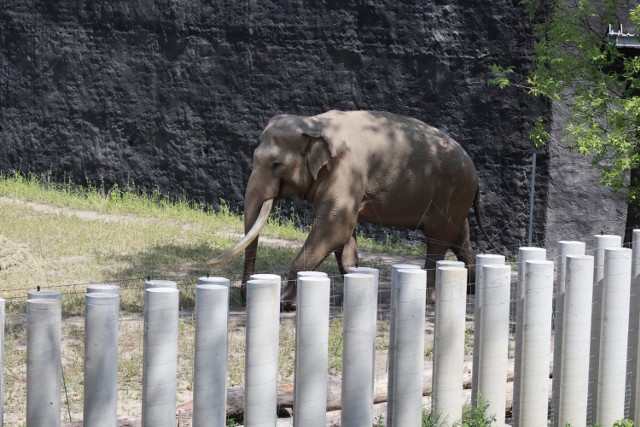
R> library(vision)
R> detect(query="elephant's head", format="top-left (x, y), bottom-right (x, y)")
top-left (208, 114), bottom-right (338, 281)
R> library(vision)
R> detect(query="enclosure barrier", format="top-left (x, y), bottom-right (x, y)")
top-left (27, 297), bottom-right (62, 427)
top-left (558, 255), bottom-right (594, 426)
top-left (386, 262), bottom-right (420, 425)
top-left (245, 275), bottom-right (281, 427)
top-left (471, 254), bottom-right (505, 406)
top-left (631, 230), bottom-right (640, 421)
top-left (293, 274), bottom-right (330, 427)
top-left (388, 269), bottom-right (427, 426)
top-left (596, 248), bottom-right (632, 426)
top-left (475, 264), bottom-right (511, 425)
top-left (512, 246), bottom-right (546, 424)
top-left (193, 281), bottom-right (229, 427)
top-left (552, 241), bottom-right (586, 427)
top-left (142, 287), bottom-right (179, 427)
top-left (432, 266), bottom-right (467, 425)
top-left (588, 235), bottom-right (622, 425)
top-left (15, 231), bottom-right (640, 426)
top-left (84, 292), bottom-right (120, 426)
top-left (519, 260), bottom-right (554, 426)
top-left (341, 273), bottom-right (377, 426)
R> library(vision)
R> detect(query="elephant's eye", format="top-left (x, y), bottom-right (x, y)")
top-left (271, 162), bottom-right (283, 171)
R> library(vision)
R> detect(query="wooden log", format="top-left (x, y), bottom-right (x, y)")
top-left (66, 359), bottom-right (553, 425)
top-left (217, 361), bottom-right (489, 417)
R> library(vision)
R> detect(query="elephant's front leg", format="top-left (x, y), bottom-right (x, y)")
top-left (281, 204), bottom-right (359, 307)
top-left (334, 232), bottom-right (358, 274)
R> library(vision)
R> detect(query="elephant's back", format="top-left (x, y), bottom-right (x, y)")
top-left (344, 111), bottom-right (478, 229)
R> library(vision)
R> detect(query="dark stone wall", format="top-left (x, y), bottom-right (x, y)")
top-left (0, 0), bottom-right (550, 250)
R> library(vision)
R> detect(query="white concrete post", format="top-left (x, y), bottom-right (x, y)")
top-left (629, 230), bottom-right (640, 419)
top-left (142, 288), bottom-right (179, 427)
top-left (342, 273), bottom-right (377, 426)
top-left (476, 264), bottom-right (511, 425)
top-left (0, 298), bottom-right (4, 427)
top-left (86, 284), bottom-right (120, 295)
top-left (27, 298), bottom-right (62, 427)
top-left (244, 277), bottom-right (281, 427)
top-left (557, 255), bottom-right (594, 427)
top-left (250, 273), bottom-right (283, 282)
top-left (518, 260), bottom-right (554, 427)
top-left (588, 234), bottom-right (622, 424)
top-left (556, 241), bottom-right (587, 293)
top-left (27, 289), bottom-right (61, 301)
top-left (512, 247), bottom-right (546, 423)
top-left (197, 276), bottom-right (231, 287)
top-left (193, 284), bottom-right (229, 427)
top-left (471, 254), bottom-right (505, 407)
top-left (632, 229), bottom-right (640, 422)
top-left (298, 271), bottom-right (328, 278)
top-left (347, 266), bottom-right (378, 282)
top-left (552, 241), bottom-right (585, 427)
top-left (595, 248), bottom-right (631, 426)
top-left (293, 275), bottom-right (331, 427)
top-left (389, 269), bottom-right (427, 426)
top-left (386, 263), bottom-right (420, 423)
top-left (84, 293), bottom-right (120, 427)
top-left (593, 235), bottom-right (622, 284)
top-left (436, 260), bottom-right (465, 269)
top-left (145, 279), bottom-right (177, 289)
top-left (348, 266), bottom-right (380, 398)
top-left (432, 266), bottom-right (467, 425)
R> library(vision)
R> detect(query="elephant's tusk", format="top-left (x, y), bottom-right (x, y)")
top-left (208, 199), bottom-right (274, 266)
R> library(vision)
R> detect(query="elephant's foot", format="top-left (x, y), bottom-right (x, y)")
top-left (280, 280), bottom-right (297, 311)
top-left (240, 283), bottom-right (247, 301)
top-left (427, 285), bottom-right (436, 304)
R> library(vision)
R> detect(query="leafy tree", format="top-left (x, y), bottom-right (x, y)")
top-left (491, 1), bottom-right (640, 241)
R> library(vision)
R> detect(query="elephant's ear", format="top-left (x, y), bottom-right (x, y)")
top-left (303, 131), bottom-right (337, 180)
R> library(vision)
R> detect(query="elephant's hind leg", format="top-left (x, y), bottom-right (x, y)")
top-left (450, 219), bottom-right (477, 294)
top-left (424, 240), bottom-right (450, 304)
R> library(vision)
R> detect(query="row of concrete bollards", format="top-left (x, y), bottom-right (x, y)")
top-left (17, 230), bottom-right (640, 426)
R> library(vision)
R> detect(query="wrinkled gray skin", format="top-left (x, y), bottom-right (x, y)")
top-left (241, 110), bottom-right (483, 307)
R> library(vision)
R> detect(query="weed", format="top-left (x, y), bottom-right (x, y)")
top-left (421, 397), bottom-right (496, 427)
top-left (464, 326), bottom-right (474, 355)
top-left (328, 317), bottom-right (344, 373)
top-left (425, 345), bottom-right (434, 359)
top-left (458, 397), bottom-right (496, 427)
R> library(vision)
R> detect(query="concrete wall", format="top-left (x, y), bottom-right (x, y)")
top-left (0, 0), bottom-right (600, 252)
top-left (545, 101), bottom-right (627, 258)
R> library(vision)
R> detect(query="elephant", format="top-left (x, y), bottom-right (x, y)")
top-left (209, 110), bottom-right (489, 308)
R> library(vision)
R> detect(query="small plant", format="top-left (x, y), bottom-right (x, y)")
top-left (226, 416), bottom-right (241, 426)
top-left (424, 345), bottom-right (434, 359)
top-left (328, 317), bottom-right (344, 372)
top-left (422, 408), bottom-right (445, 426)
top-left (464, 327), bottom-right (475, 355)
top-left (374, 414), bottom-right (386, 427)
top-left (565, 420), bottom-right (634, 427)
top-left (458, 399), bottom-right (496, 427)
top-left (422, 397), bottom-right (496, 427)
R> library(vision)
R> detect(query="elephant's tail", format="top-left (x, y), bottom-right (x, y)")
top-left (473, 188), bottom-right (495, 251)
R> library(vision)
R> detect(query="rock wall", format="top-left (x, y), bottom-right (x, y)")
top-left (544, 96), bottom-right (628, 259)
top-left (1, 0), bottom-right (554, 250)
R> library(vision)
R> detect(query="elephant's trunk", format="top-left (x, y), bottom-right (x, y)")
top-left (207, 198), bottom-right (274, 268)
